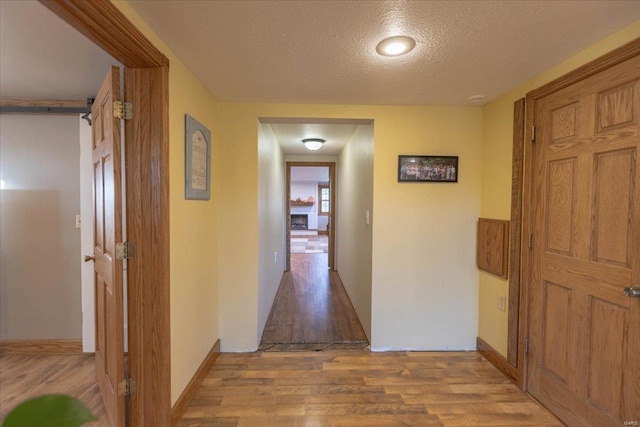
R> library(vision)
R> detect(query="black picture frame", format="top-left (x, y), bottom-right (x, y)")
top-left (185, 114), bottom-right (211, 200)
top-left (398, 155), bottom-right (458, 182)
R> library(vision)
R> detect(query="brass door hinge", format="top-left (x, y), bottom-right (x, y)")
top-left (113, 100), bottom-right (132, 120)
top-left (118, 378), bottom-right (137, 396)
top-left (115, 242), bottom-right (135, 260)
top-left (531, 126), bottom-right (536, 143)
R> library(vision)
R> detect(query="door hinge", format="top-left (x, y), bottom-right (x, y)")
top-left (118, 378), bottom-right (137, 396)
top-left (531, 125), bottom-right (536, 143)
top-left (525, 338), bottom-right (529, 355)
top-left (528, 234), bottom-right (533, 249)
top-left (113, 100), bottom-right (132, 120)
top-left (115, 241), bottom-right (136, 260)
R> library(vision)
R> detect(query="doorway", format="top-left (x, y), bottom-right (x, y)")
top-left (40, 1), bottom-right (172, 425)
top-left (287, 163), bottom-right (335, 271)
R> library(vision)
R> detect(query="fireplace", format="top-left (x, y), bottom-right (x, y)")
top-left (291, 214), bottom-right (308, 230)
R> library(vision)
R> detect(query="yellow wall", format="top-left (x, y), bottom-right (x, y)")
top-left (114, 1), bottom-right (220, 404)
top-left (215, 103), bottom-right (483, 351)
top-left (479, 21), bottom-right (640, 356)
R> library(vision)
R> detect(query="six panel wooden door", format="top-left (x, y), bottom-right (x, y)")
top-left (92, 65), bottom-right (125, 427)
top-left (528, 55), bottom-right (640, 426)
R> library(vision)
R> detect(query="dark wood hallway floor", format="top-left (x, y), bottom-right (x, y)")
top-left (260, 253), bottom-right (368, 350)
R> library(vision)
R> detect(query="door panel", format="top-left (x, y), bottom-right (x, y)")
top-left (528, 54), bottom-right (639, 427)
top-left (92, 65), bottom-right (125, 427)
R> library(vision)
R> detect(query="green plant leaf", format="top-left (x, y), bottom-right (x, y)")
top-left (2, 394), bottom-right (97, 427)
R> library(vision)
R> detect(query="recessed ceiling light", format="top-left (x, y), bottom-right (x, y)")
top-left (302, 138), bottom-right (325, 151)
top-left (376, 36), bottom-right (416, 57)
top-left (467, 95), bottom-right (485, 103)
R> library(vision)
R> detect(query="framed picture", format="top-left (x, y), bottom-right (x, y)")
top-left (398, 155), bottom-right (458, 183)
top-left (185, 114), bottom-right (211, 200)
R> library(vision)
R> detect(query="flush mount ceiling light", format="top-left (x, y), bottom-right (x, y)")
top-left (302, 138), bottom-right (325, 151)
top-left (467, 95), bottom-right (485, 104)
top-left (376, 36), bottom-right (416, 57)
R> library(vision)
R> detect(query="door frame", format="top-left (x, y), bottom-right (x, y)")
top-left (286, 162), bottom-right (336, 271)
top-left (518, 37), bottom-right (640, 389)
top-left (40, 1), bottom-right (171, 425)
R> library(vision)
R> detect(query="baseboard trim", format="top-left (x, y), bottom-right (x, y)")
top-left (171, 339), bottom-right (221, 426)
top-left (0, 339), bottom-right (83, 354)
top-left (476, 337), bottom-right (517, 384)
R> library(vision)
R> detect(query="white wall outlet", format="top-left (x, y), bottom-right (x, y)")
top-left (365, 209), bottom-right (370, 225)
top-left (75, 214), bottom-right (81, 229)
top-left (274, 251), bottom-right (278, 264)
top-left (497, 295), bottom-right (506, 312)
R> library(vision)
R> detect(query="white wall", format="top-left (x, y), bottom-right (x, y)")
top-left (0, 115), bottom-right (82, 339)
top-left (336, 124), bottom-right (374, 339)
top-left (257, 123), bottom-right (286, 339)
top-left (290, 181), bottom-right (318, 229)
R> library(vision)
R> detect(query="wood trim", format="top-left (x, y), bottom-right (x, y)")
top-left (476, 337), bottom-right (517, 384)
top-left (170, 339), bottom-right (221, 426)
top-left (0, 340), bottom-right (83, 354)
top-left (39, 0), bottom-right (168, 68)
top-left (0, 98), bottom-right (87, 109)
top-left (125, 66), bottom-right (171, 427)
top-left (527, 37), bottom-right (640, 101)
top-left (286, 162), bottom-right (337, 271)
top-left (519, 94), bottom-right (537, 391)
top-left (507, 98), bottom-right (525, 369)
top-left (41, 1), bottom-right (172, 426)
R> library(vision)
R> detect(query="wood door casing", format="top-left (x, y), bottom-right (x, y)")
top-left (286, 162), bottom-right (336, 271)
top-left (92, 65), bottom-right (125, 427)
top-left (40, 2), bottom-right (172, 425)
top-left (527, 54), bottom-right (640, 426)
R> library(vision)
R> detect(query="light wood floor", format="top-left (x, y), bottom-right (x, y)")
top-left (0, 353), bottom-right (108, 426)
top-left (177, 349), bottom-right (564, 427)
top-left (260, 253), bottom-right (368, 349)
top-left (0, 350), bottom-right (564, 426)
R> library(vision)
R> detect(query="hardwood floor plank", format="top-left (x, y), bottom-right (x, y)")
top-left (176, 350), bottom-right (564, 426)
top-left (261, 254), bottom-right (368, 346)
top-left (0, 353), bottom-right (108, 425)
top-left (2, 349), bottom-right (564, 427)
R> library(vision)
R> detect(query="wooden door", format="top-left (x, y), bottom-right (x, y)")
top-left (92, 66), bottom-right (125, 427)
top-left (528, 55), bottom-right (640, 426)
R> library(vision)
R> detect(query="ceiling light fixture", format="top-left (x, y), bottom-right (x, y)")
top-left (302, 138), bottom-right (325, 151)
top-left (376, 36), bottom-right (416, 57)
top-left (467, 95), bottom-right (485, 104)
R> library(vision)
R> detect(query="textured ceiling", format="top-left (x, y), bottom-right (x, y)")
top-left (2, 1), bottom-right (639, 154)
top-left (129, 0), bottom-right (640, 106)
top-left (266, 120), bottom-right (368, 155)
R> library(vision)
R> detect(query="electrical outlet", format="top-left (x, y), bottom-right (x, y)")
top-left (497, 295), bottom-right (506, 312)
top-left (75, 215), bottom-right (81, 229)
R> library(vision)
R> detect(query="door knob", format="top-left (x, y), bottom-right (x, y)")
top-left (84, 255), bottom-right (95, 263)
top-left (623, 286), bottom-right (640, 298)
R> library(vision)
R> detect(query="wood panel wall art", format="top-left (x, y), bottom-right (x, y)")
top-left (477, 218), bottom-right (509, 279)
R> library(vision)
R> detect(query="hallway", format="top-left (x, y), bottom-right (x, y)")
top-left (260, 253), bottom-right (368, 350)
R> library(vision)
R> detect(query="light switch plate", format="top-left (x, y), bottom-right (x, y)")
top-left (75, 215), bottom-right (81, 229)
top-left (497, 295), bottom-right (506, 312)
